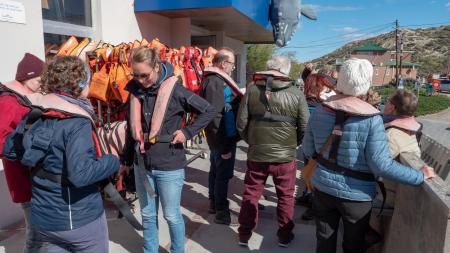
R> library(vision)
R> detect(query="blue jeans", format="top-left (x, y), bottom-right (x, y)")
top-left (135, 167), bottom-right (185, 253)
top-left (208, 146), bottom-right (236, 210)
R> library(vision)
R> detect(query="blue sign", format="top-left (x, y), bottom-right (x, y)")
top-left (415, 81), bottom-right (421, 89)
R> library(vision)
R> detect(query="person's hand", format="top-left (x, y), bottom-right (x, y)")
top-left (221, 152), bottom-right (232, 160)
top-left (171, 130), bottom-right (186, 145)
top-left (421, 165), bottom-right (436, 180)
top-left (119, 165), bottom-right (131, 176)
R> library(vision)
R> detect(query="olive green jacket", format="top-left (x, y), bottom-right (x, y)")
top-left (236, 79), bottom-right (309, 162)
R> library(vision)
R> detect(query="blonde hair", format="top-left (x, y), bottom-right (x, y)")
top-left (132, 46), bottom-right (160, 68)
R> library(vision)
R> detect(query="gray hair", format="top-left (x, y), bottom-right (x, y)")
top-left (266, 55), bottom-right (291, 76)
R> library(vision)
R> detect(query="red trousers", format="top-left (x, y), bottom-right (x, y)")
top-left (238, 160), bottom-right (296, 242)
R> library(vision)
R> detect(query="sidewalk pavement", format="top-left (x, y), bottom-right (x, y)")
top-left (419, 107), bottom-right (450, 150)
top-left (0, 142), bottom-right (343, 253)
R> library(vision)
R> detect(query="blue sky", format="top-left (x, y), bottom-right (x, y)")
top-left (278, 0), bottom-right (450, 63)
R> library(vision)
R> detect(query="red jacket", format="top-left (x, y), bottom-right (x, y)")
top-left (0, 95), bottom-right (32, 203)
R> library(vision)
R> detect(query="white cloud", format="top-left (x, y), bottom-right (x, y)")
top-left (343, 33), bottom-right (376, 42)
top-left (303, 4), bottom-right (363, 13)
top-left (333, 27), bottom-right (359, 33)
top-left (446, 2), bottom-right (450, 9)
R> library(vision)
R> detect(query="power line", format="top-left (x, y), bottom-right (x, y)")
top-left (284, 25), bottom-right (393, 49)
top-left (293, 22), bottom-right (395, 45)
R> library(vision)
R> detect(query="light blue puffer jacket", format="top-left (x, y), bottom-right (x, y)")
top-left (303, 105), bottom-right (424, 201)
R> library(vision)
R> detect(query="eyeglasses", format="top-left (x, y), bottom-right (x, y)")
top-left (225, 60), bottom-right (235, 66)
top-left (131, 72), bottom-right (152, 80)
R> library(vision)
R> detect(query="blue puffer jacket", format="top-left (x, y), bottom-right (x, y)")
top-left (25, 117), bottom-right (119, 231)
top-left (303, 105), bottom-right (424, 201)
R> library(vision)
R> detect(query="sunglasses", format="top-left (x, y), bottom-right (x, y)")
top-left (131, 73), bottom-right (152, 80)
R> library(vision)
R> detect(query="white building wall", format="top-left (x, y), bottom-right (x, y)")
top-left (96, 0), bottom-right (143, 44)
top-left (0, 0), bottom-right (45, 81)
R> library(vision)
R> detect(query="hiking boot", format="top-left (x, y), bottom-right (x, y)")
top-left (278, 233), bottom-right (295, 248)
top-left (301, 207), bottom-right (315, 221)
top-left (214, 209), bottom-right (239, 226)
top-left (208, 199), bottom-right (216, 214)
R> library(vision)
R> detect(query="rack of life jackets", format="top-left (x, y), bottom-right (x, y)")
top-left (55, 36), bottom-right (219, 124)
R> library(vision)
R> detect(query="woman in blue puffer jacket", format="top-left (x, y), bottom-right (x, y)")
top-left (302, 58), bottom-right (435, 253)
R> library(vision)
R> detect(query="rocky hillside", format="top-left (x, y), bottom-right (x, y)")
top-left (311, 25), bottom-right (450, 77)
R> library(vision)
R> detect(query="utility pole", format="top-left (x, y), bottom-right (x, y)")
top-left (399, 33), bottom-right (403, 82)
top-left (395, 19), bottom-right (399, 86)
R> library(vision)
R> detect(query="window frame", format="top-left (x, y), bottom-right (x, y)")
top-left (42, 0), bottom-right (99, 39)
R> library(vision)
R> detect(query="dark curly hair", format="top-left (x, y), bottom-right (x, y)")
top-left (41, 56), bottom-right (88, 97)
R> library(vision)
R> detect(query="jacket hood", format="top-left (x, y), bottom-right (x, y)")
top-left (323, 94), bottom-right (380, 116)
top-left (152, 61), bottom-right (174, 91)
top-left (255, 79), bottom-right (293, 90)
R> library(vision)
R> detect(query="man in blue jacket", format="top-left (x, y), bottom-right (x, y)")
top-left (302, 58), bottom-right (435, 253)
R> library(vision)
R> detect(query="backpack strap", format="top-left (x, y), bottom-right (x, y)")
top-left (316, 109), bottom-right (387, 216)
top-left (254, 76), bottom-right (297, 125)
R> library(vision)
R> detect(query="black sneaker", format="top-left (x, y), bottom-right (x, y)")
top-left (214, 210), bottom-right (239, 226)
top-left (278, 233), bottom-right (295, 248)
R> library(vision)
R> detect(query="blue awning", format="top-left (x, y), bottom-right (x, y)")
top-left (134, 0), bottom-right (273, 43)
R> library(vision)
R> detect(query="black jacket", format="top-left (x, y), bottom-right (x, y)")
top-left (201, 74), bottom-right (240, 154)
top-left (122, 62), bottom-right (215, 170)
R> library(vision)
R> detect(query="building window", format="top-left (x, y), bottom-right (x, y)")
top-left (375, 69), bottom-right (379, 76)
top-left (42, 0), bottom-right (96, 59)
top-left (386, 68), bottom-right (390, 76)
top-left (42, 0), bottom-right (92, 27)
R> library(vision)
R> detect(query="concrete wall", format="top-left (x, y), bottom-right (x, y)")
top-left (213, 31), bottom-right (247, 86)
top-left (98, 0), bottom-right (190, 48)
top-left (379, 151), bottom-right (450, 253)
top-left (0, 0), bottom-right (45, 81)
top-left (97, 0), bottom-right (142, 44)
top-left (170, 18), bottom-right (191, 48)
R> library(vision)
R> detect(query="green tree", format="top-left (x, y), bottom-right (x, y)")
top-left (246, 44), bottom-right (275, 82)
top-left (280, 51), bottom-right (304, 80)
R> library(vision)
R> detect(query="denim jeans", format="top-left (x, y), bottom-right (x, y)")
top-left (22, 202), bottom-right (44, 253)
top-left (208, 146), bottom-right (236, 210)
top-left (135, 167), bottom-right (185, 253)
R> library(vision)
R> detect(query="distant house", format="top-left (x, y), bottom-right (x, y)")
top-left (336, 44), bottom-right (420, 86)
